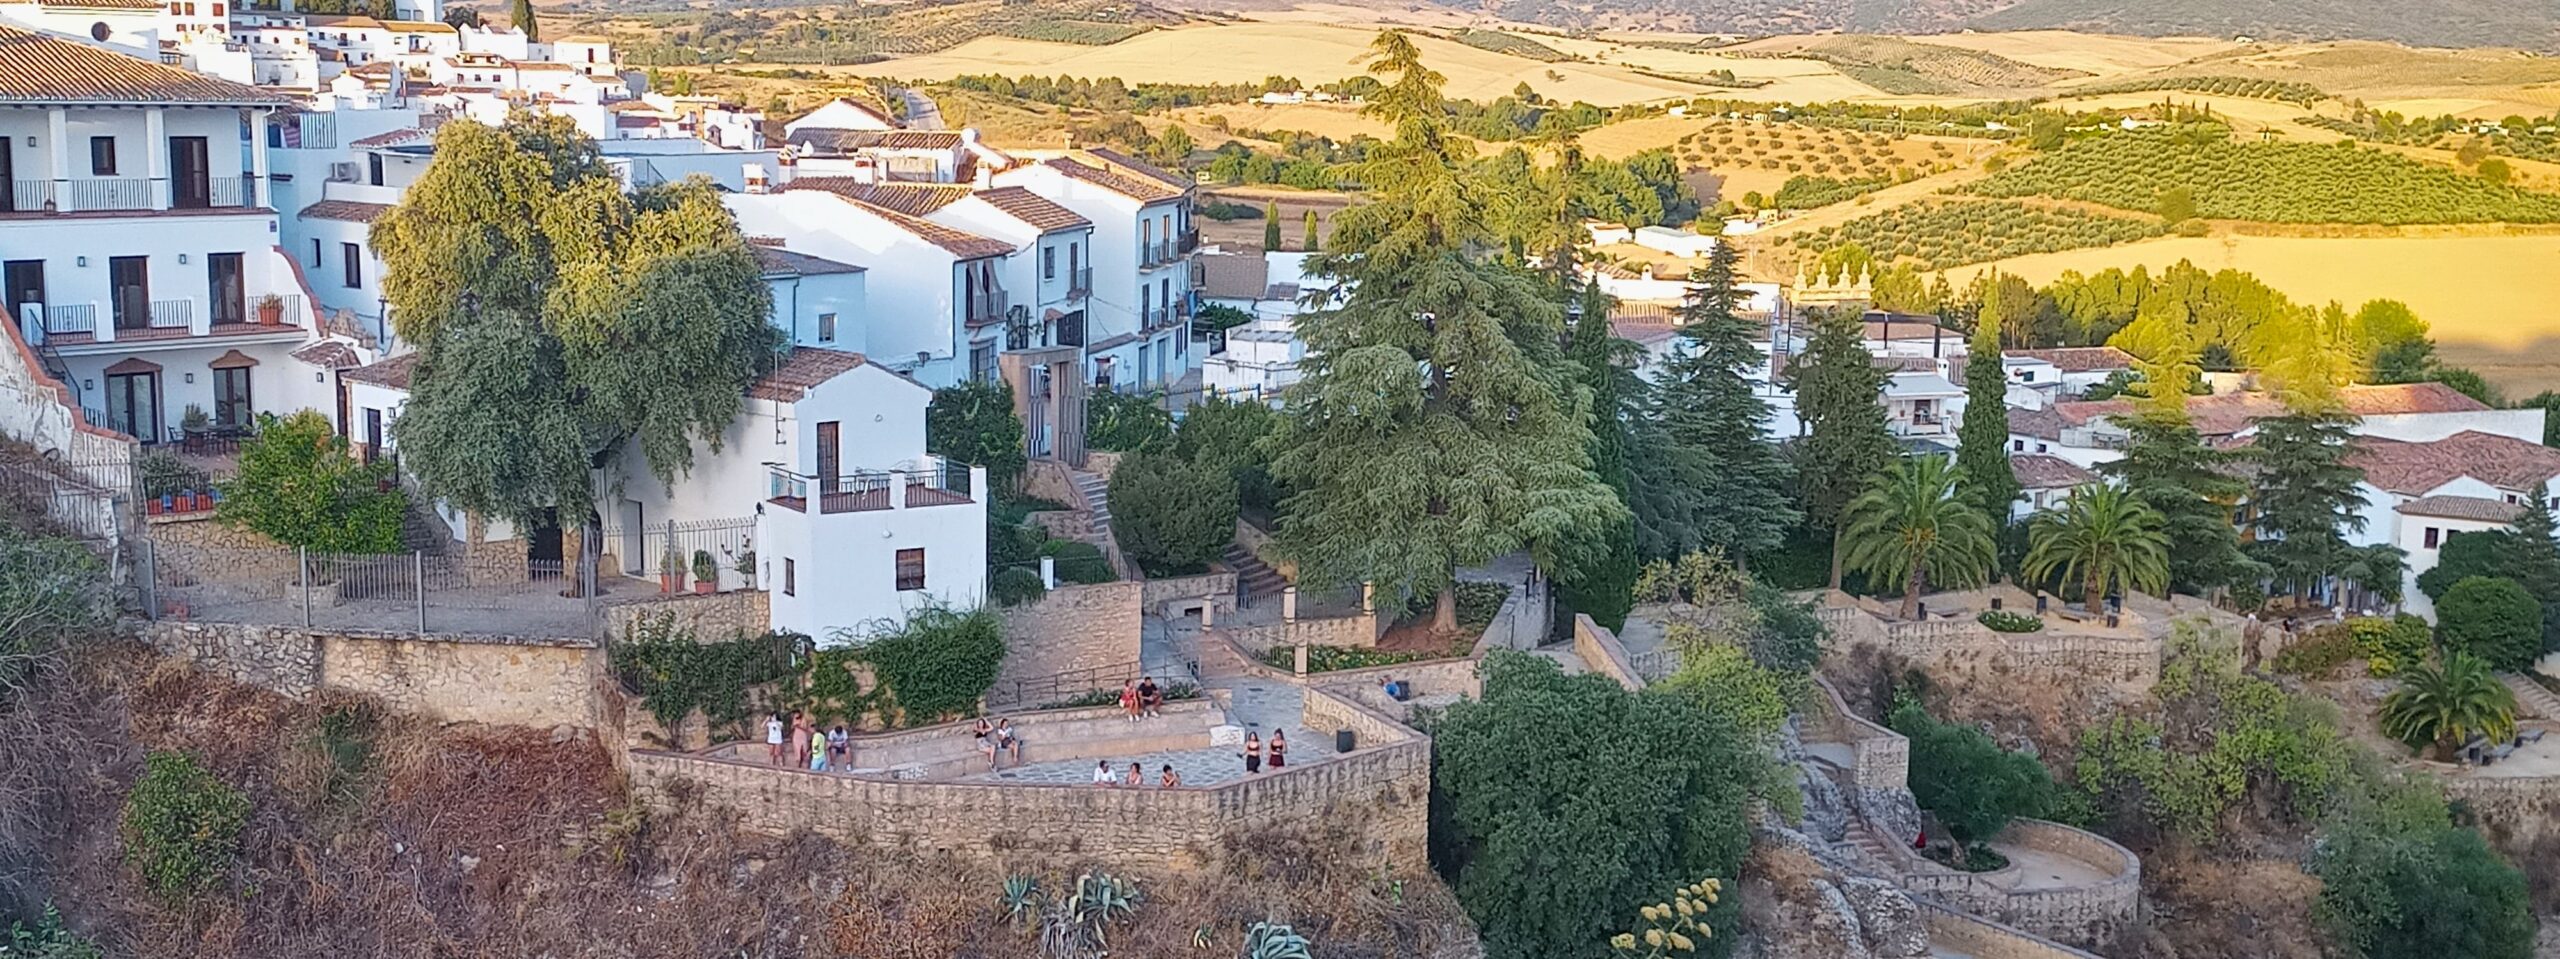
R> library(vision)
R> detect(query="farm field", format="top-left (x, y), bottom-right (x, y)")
top-left (1940, 233), bottom-right (2560, 393)
top-left (1582, 116), bottom-right (1995, 202)
top-left (1913, 30), bottom-right (2242, 76)
top-left (1168, 102), bottom-right (1389, 142)
top-left (855, 22), bottom-right (1709, 105)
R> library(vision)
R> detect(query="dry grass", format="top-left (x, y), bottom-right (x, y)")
top-left (1916, 30), bottom-right (2244, 77)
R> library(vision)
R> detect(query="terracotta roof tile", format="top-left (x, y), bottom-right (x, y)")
top-left (2059, 383), bottom-right (2491, 437)
top-left (2008, 405), bottom-right (2067, 441)
top-left (2006, 346), bottom-right (2136, 373)
top-left (2011, 453), bottom-right (2096, 490)
top-left (785, 178), bottom-right (969, 215)
top-left (0, 25), bottom-right (290, 105)
top-left (290, 341), bottom-right (361, 369)
top-left (856, 201), bottom-right (1013, 259)
top-left (349, 126), bottom-right (431, 148)
top-left (792, 129), bottom-right (963, 152)
top-left (341, 352), bottom-right (419, 390)
top-left (1079, 147), bottom-right (1188, 189)
top-left (2397, 494), bottom-right (2525, 523)
top-left (974, 186), bottom-right (1090, 233)
top-left (1196, 252), bottom-right (1269, 300)
top-left (1044, 156), bottom-right (1183, 203)
top-left (750, 348), bottom-right (869, 402)
top-left (752, 246), bottom-right (864, 277)
top-left (299, 199), bottom-right (394, 223)
top-left (2347, 430), bottom-right (2560, 496)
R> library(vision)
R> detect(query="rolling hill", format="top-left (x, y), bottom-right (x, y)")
top-left (1430, 0), bottom-right (2560, 52)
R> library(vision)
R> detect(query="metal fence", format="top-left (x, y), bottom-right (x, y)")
top-left (983, 659), bottom-right (1199, 711)
top-left (594, 517), bottom-right (759, 592)
top-left (150, 542), bottom-right (599, 637)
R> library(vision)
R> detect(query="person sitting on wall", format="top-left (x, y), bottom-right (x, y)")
top-left (1125, 762), bottom-right (1146, 789)
top-left (1119, 680), bottom-right (1141, 722)
top-left (975, 718), bottom-right (998, 770)
top-left (1137, 676), bottom-right (1163, 718)
top-left (1159, 763), bottom-right (1181, 788)
top-left (1092, 760), bottom-right (1118, 786)
top-left (993, 719), bottom-right (1022, 767)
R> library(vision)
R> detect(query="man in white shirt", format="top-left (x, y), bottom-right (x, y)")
top-left (1092, 760), bottom-right (1118, 786)
top-left (766, 714), bottom-right (786, 766)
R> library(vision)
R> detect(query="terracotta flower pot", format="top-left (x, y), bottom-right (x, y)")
top-left (693, 580), bottom-right (715, 595)
top-left (147, 497), bottom-right (163, 516)
top-left (660, 573), bottom-right (680, 594)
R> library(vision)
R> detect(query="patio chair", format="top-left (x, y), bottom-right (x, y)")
top-left (2522, 728), bottom-right (2547, 745)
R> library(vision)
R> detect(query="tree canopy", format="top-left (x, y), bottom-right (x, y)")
top-left (371, 113), bottom-right (780, 527)
top-left (216, 410), bottom-right (407, 553)
top-left (1787, 308), bottom-right (1896, 587)
top-left (1636, 242), bottom-right (1797, 561)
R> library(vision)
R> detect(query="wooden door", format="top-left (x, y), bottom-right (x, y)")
top-left (169, 136), bottom-right (210, 209)
top-left (815, 421), bottom-right (840, 493)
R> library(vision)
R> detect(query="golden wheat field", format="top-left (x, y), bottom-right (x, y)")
top-left (1914, 30), bottom-right (2243, 76)
top-left (858, 22), bottom-right (1708, 105)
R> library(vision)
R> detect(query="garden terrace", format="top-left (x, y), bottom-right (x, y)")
top-left (764, 462), bottom-right (976, 513)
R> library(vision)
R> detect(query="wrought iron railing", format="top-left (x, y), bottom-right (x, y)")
top-left (147, 299), bottom-right (193, 330)
top-left (43, 304), bottom-right (94, 335)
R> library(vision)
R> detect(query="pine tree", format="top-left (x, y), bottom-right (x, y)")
top-left (2101, 410), bottom-right (2256, 596)
top-left (1640, 241), bottom-right (1797, 560)
top-left (1267, 31), bottom-right (1623, 632)
top-left (1302, 209), bottom-right (1321, 252)
top-left (2247, 410), bottom-right (2366, 604)
top-left (1790, 307), bottom-right (1896, 588)
top-left (2499, 482), bottom-right (2560, 652)
top-left (1558, 281), bottom-right (1640, 630)
top-left (1263, 200), bottom-right (1281, 250)
top-left (1955, 309), bottom-right (2018, 524)
top-left (511, 0), bottom-right (537, 41)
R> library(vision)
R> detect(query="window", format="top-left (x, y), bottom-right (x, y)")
top-left (2019, 371), bottom-right (2035, 382)
top-left (2011, 439), bottom-right (2025, 452)
top-left (817, 311), bottom-right (836, 344)
top-left (895, 548), bottom-right (925, 591)
top-left (341, 242), bottom-right (361, 289)
top-left (1137, 344), bottom-right (1151, 384)
top-left (2424, 527), bottom-right (2441, 549)
top-left (971, 340), bottom-right (996, 383)
top-left (783, 558), bottom-right (796, 596)
top-left (1042, 245), bottom-right (1055, 280)
top-left (213, 366), bottom-right (252, 427)
top-left (2035, 443), bottom-right (2049, 453)
top-left (308, 238), bottom-right (322, 267)
top-left (88, 136), bottom-right (116, 176)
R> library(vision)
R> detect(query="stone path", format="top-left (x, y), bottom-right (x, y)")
top-left (958, 633), bottom-right (1327, 789)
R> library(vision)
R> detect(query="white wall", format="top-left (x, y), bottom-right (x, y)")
top-left (726, 192), bottom-right (960, 386)
top-left (767, 270), bottom-right (866, 353)
top-left (761, 467), bottom-right (987, 641)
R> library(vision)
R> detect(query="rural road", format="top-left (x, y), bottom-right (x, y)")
top-left (896, 87), bottom-right (944, 130)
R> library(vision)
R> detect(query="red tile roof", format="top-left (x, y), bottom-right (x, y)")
top-left (299, 199), bottom-right (394, 224)
top-left (341, 352), bottom-right (419, 390)
top-left (750, 348), bottom-right (870, 402)
top-left (2011, 453), bottom-right (2096, 490)
top-left (0, 25), bottom-right (290, 105)
top-left (2057, 383), bottom-right (2491, 437)
top-left (290, 341), bottom-right (361, 369)
top-left (1078, 146), bottom-right (1189, 191)
top-left (2347, 430), bottom-right (2560, 496)
top-left (2007, 405), bottom-right (2067, 440)
top-left (785, 178), bottom-right (969, 215)
top-left (2397, 494), bottom-right (2525, 523)
top-left (752, 246), bottom-right (864, 277)
top-left (974, 186), bottom-right (1090, 233)
top-left (2006, 347), bottom-right (2136, 373)
top-left (1044, 156), bottom-right (1184, 203)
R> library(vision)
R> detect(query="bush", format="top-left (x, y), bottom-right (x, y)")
top-left (2314, 791), bottom-right (2535, 959)
top-left (1086, 389), bottom-right (1174, 453)
top-left (2437, 576), bottom-right (2543, 671)
top-left (845, 604), bottom-right (1006, 726)
top-left (608, 615), bottom-right (803, 733)
top-left (925, 380), bottom-right (1027, 492)
top-left (120, 751), bottom-right (251, 900)
top-left (3, 905), bottom-right (102, 959)
top-left (1040, 539), bottom-right (1116, 584)
top-left (136, 449), bottom-right (210, 499)
top-left (1977, 609), bottom-right (2043, 633)
top-left (1258, 643), bottom-right (1435, 672)
top-left (216, 409), bottom-right (406, 552)
top-left (1105, 450), bottom-right (1239, 577)
top-left (1889, 701), bottom-right (2060, 844)
top-left (990, 565), bottom-right (1047, 607)
top-left (2271, 625), bottom-right (2358, 677)
top-left (2348, 614), bottom-right (2432, 677)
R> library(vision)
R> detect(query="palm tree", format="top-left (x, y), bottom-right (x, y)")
top-left (2380, 653), bottom-right (2517, 760)
top-left (1841, 455), bottom-right (1999, 620)
top-left (2023, 483), bottom-right (2172, 615)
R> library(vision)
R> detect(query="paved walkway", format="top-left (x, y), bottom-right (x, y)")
top-left (955, 677), bottom-right (1324, 788)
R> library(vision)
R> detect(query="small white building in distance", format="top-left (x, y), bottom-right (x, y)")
top-left (1631, 225), bottom-right (1717, 259)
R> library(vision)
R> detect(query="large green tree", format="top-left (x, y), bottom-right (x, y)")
top-left (2023, 484), bottom-right (2171, 614)
top-left (2246, 410), bottom-right (2367, 605)
top-left (1954, 309), bottom-right (2018, 523)
top-left (1434, 651), bottom-right (1757, 959)
top-left (372, 114), bottom-right (779, 528)
top-left (1106, 450), bottom-right (1240, 576)
top-left (924, 380), bottom-right (1026, 493)
top-left (1638, 242), bottom-right (1797, 561)
top-left (2096, 330), bottom-right (2257, 595)
top-left (510, 0), bottom-right (537, 40)
top-left (1841, 455), bottom-right (1999, 620)
top-left (1266, 33), bottom-right (1621, 632)
top-left (1889, 700), bottom-right (2061, 850)
top-left (1559, 281), bottom-right (1641, 631)
top-left (216, 410), bottom-right (406, 553)
top-left (1789, 307), bottom-right (1896, 588)
top-left (2437, 576), bottom-right (2544, 671)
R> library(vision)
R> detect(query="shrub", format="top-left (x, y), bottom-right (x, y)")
top-left (2271, 625), bottom-right (2358, 677)
top-left (1040, 539), bottom-right (1116, 583)
top-left (1086, 389), bottom-right (1174, 453)
top-left (3, 905), bottom-right (102, 959)
top-left (120, 751), bottom-right (251, 900)
top-left (2348, 615), bottom-right (2432, 677)
top-left (216, 409), bottom-right (406, 552)
top-left (2314, 792), bottom-right (2535, 959)
top-left (989, 565), bottom-right (1047, 607)
top-left (1977, 609), bottom-right (2043, 633)
top-left (609, 615), bottom-right (803, 733)
top-left (1258, 643), bottom-right (1434, 672)
top-left (1889, 701), bottom-right (2059, 845)
top-left (1105, 449), bottom-right (1239, 577)
top-left (136, 449), bottom-right (211, 499)
top-left (845, 604), bottom-right (1005, 726)
top-left (2437, 576), bottom-right (2543, 671)
top-left (925, 380), bottom-right (1027, 492)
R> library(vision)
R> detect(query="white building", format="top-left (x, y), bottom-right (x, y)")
top-left (2015, 382), bottom-right (2541, 471)
top-left (2005, 346), bottom-right (2134, 397)
top-left (730, 178), bottom-right (1013, 388)
top-left (0, 0), bottom-right (158, 58)
top-left (1631, 225), bottom-right (1716, 259)
top-left (991, 148), bottom-right (1198, 392)
top-left (2010, 453), bottom-right (2099, 522)
top-left (0, 28), bottom-right (365, 447)
top-left (2346, 429), bottom-right (2560, 621)
top-left (1883, 370), bottom-right (1961, 440)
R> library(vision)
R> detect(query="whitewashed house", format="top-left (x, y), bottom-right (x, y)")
top-left (2346, 430), bottom-right (2560, 621)
top-left (2006, 346), bottom-right (2134, 397)
top-left (1632, 225), bottom-right (1716, 259)
top-left (992, 148), bottom-right (1198, 392)
top-left (730, 178), bottom-right (1013, 388)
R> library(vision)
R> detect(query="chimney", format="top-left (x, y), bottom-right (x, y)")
top-left (743, 163), bottom-right (768, 195)
top-left (774, 147), bottom-right (797, 186)
top-left (972, 157), bottom-right (992, 190)
top-left (850, 155), bottom-right (879, 185)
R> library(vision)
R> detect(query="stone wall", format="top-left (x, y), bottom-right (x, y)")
top-left (706, 698), bottom-right (1225, 780)
top-left (1313, 656), bottom-right (1482, 720)
top-left (626, 687), bottom-right (1430, 873)
top-left (1022, 459), bottom-right (1082, 512)
top-left (1920, 903), bottom-right (2104, 959)
top-left (995, 580), bottom-right (1143, 690)
top-left (598, 589), bottom-right (771, 643)
top-left (1228, 611), bottom-right (1382, 655)
top-left (1234, 518), bottom-right (1297, 581)
top-left (1142, 571), bottom-right (1237, 622)
top-left (1082, 450), bottom-right (1124, 483)
top-left (1900, 820), bottom-right (2142, 950)
top-left (138, 620), bottom-right (602, 729)
top-left (1819, 606), bottom-right (2162, 692)
top-left (1571, 613), bottom-right (1645, 691)
top-left (147, 514), bottom-right (279, 551)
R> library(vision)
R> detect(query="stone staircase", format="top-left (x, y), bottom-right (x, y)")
top-left (399, 500), bottom-right (454, 554)
top-left (1066, 467), bottom-right (1141, 581)
top-left (1221, 542), bottom-right (1287, 607)
top-left (2502, 673), bottom-right (2560, 720)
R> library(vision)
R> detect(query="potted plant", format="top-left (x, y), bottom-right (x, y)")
top-left (691, 550), bottom-right (718, 594)
top-left (659, 529), bottom-right (685, 593)
top-left (256, 293), bottom-right (285, 326)
top-left (734, 548), bottom-right (756, 588)
top-left (180, 405), bottom-right (211, 453)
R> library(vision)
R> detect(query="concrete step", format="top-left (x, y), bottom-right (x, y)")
top-left (2502, 673), bottom-right (2560, 720)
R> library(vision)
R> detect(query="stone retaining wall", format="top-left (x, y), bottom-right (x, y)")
top-left (1234, 518), bottom-right (1296, 581)
top-left (708, 698), bottom-right (1224, 780)
top-left (1819, 606), bottom-right (2161, 692)
top-left (1571, 614), bottom-right (1645, 691)
top-left (147, 514), bottom-right (278, 551)
top-left (1312, 656), bottom-right (1481, 719)
top-left (1143, 571), bottom-right (1237, 622)
top-left (1920, 903), bottom-right (2104, 959)
top-left (1228, 611), bottom-right (1384, 654)
top-left (1903, 820), bottom-right (2142, 950)
top-left (598, 589), bottom-right (770, 642)
top-left (995, 580), bottom-right (1143, 690)
top-left (626, 687), bottom-right (1430, 872)
top-left (137, 620), bottom-right (602, 729)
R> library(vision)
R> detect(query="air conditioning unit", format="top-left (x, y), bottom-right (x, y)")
top-left (328, 161), bottom-right (359, 182)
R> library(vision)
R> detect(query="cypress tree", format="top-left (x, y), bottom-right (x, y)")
top-left (1263, 200), bottom-right (1282, 250)
top-left (1558, 281), bottom-right (1639, 630)
top-left (1791, 307), bottom-right (1896, 588)
top-left (1955, 311), bottom-right (2017, 523)
top-left (1638, 241), bottom-right (1796, 559)
top-left (1302, 209), bottom-right (1321, 251)
top-left (511, 0), bottom-right (538, 41)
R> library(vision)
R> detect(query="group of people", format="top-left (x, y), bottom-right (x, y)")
top-left (974, 717), bottom-right (1024, 770)
top-left (1092, 761), bottom-right (1184, 788)
top-left (1117, 676), bottom-right (1169, 720)
top-left (766, 711), bottom-right (851, 773)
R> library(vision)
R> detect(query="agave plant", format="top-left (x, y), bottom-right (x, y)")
top-left (1037, 871), bottom-right (1143, 958)
top-left (1242, 921), bottom-right (1315, 959)
top-left (1001, 874), bottom-right (1041, 929)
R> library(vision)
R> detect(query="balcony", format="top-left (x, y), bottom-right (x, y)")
top-left (0, 175), bottom-right (260, 216)
top-left (1142, 306), bottom-right (1172, 331)
top-left (765, 460), bottom-right (983, 514)
top-left (28, 292), bottom-right (305, 348)
top-left (1067, 266), bottom-right (1093, 301)
top-left (962, 287), bottom-right (1011, 329)
top-left (1179, 227), bottom-right (1200, 255)
top-left (1141, 242), bottom-right (1177, 268)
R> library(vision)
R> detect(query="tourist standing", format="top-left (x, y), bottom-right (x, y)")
top-left (1243, 732), bottom-right (1263, 774)
top-left (1267, 730), bottom-right (1286, 770)
top-left (827, 725), bottom-right (850, 773)
top-left (1159, 764), bottom-right (1182, 788)
top-left (1125, 762), bottom-right (1146, 789)
top-left (765, 713), bottom-right (786, 766)
top-left (975, 717), bottom-right (997, 769)
top-left (790, 712), bottom-right (814, 769)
